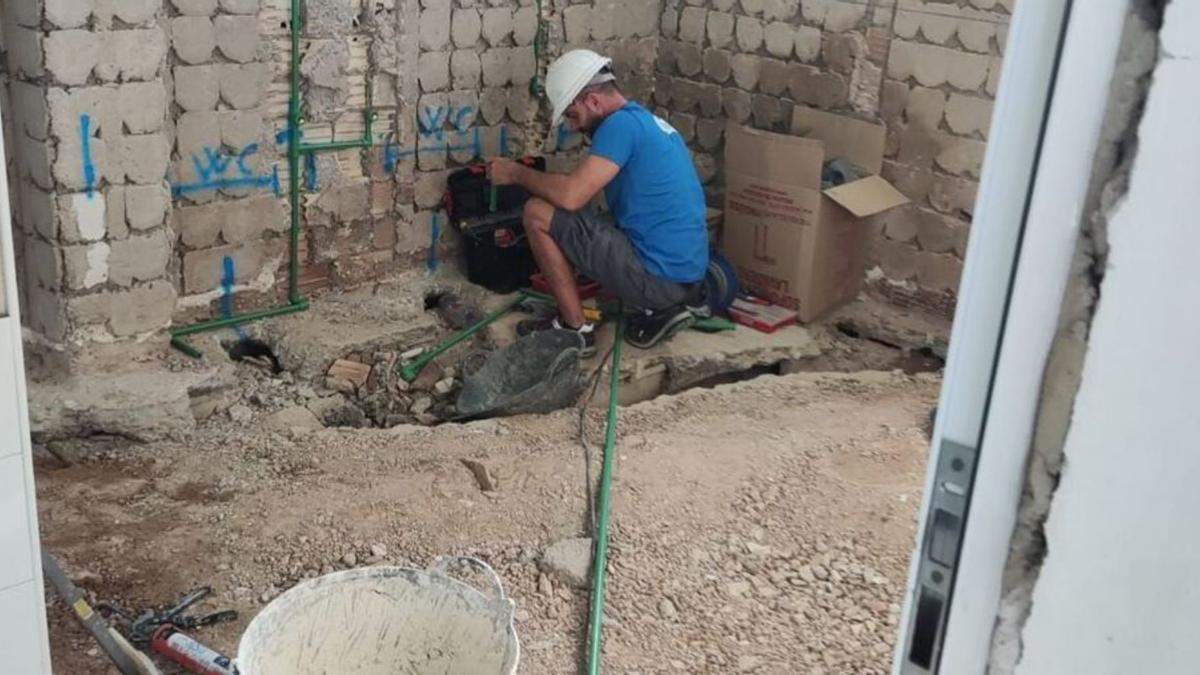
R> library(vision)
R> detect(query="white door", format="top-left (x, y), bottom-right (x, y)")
top-left (894, 0), bottom-right (1132, 672)
top-left (0, 105), bottom-right (52, 673)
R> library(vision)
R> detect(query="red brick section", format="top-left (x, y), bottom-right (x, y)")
top-left (866, 28), bottom-right (891, 66)
top-left (296, 263), bottom-right (333, 296)
top-left (867, 280), bottom-right (959, 319)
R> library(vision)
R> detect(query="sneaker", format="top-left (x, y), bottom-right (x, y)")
top-left (683, 282), bottom-right (712, 319)
top-left (625, 305), bottom-right (695, 350)
top-left (516, 316), bottom-right (597, 357)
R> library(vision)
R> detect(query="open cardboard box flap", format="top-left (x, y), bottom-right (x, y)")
top-left (822, 175), bottom-right (910, 217)
top-left (725, 123), bottom-right (824, 187)
top-left (792, 107), bottom-right (887, 174)
top-left (790, 106), bottom-right (910, 217)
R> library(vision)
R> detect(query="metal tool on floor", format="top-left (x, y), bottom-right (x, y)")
top-left (124, 586), bottom-right (239, 644)
top-left (100, 586), bottom-right (240, 675)
top-left (41, 549), bottom-right (159, 675)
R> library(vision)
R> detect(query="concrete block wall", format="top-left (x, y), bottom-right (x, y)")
top-left (0, 0), bottom-right (664, 350)
top-left (0, 0), bottom-right (1009, 352)
top-left (655, 0), bottom-right (1015, 318)
top-left (872, 0), bottom-right (1013, 316)
top-left (170, 0), bottom-right (290, 323)
top-left (3, 0), bottom-right (177, 343)
top-left (404, 0), bottom-right (547, 278)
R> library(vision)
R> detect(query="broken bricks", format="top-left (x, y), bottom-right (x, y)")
top-left (326, 359), bottom-right (372, 393)
top-left (410, 360), bottom-right (444, 391)
top-left (316, 349), bottom-right (464, 429)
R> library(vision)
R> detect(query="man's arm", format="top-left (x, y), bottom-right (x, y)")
top-left (488, 155), bottom-right (619, 212)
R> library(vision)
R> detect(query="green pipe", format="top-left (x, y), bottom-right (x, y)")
top-left (167, 1), bottom-right (309, 358)
top-left (169, 300), bottom-right (310, 340)
top-left (169, 0), bottom-right (387, 359)
top-left (398, 292), bottom-right (529, 383)
top-left (168, 300), bottom-right (309, 356)
top-left (288, 0), bottom-right (302, 305)
top-left (299, 111), bottom-right (377, 153)
top-left (587, 317), bottom-right (624, 674)
top-left (169, 337), bottom-right (203, 359)
top-left (531, 0), bottom-right (545, 96)
top-left (300, 138), bottom-right (371, 152)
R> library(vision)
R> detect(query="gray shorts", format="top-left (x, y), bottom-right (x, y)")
top-left (550, 207), bottom-right (689, 311)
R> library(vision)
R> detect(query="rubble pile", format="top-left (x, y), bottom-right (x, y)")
top-left (317, 351), bottom-right (476, 429)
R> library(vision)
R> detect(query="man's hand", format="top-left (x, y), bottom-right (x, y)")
top-left (486, 155), bottom-right (619, 211)
top-left (487, 158), bottom-right (523, 186)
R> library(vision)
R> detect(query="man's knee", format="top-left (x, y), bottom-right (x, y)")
top-left (524, 197), bottom-right (555, 236)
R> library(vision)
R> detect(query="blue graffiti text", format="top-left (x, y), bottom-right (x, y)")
top-left (80, 115), bottom-right (96, 199)
top-left (172, 143), bottom-right (281, 199)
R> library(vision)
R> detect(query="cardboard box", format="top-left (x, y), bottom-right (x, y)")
top-left (722, 108), bottom-right (909, 322)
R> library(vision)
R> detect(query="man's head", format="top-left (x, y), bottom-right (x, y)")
top-left (546, 49), bottom-right (627, 135)
top-left (562, 79), bottom-right (625, 135)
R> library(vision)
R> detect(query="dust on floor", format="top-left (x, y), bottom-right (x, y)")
top-left (37, 370), bottom-right (938, 674)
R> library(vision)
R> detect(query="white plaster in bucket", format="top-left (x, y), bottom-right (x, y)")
top-left (237, 559), bottom-right (520, 675)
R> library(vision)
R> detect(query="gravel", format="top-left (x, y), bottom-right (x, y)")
top-left (38, 371), bottom-right (938, 674)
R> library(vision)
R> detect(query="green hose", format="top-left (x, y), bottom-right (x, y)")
top-left (586, 317), bottom-right (624, 674)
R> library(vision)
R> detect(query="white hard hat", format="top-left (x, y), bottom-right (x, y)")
top-left (545, 49), bottom-right (614, 129)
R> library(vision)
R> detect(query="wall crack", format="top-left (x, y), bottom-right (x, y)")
top-left (986, 1), bottom-right (1169, 672)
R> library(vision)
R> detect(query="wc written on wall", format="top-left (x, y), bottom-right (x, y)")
top-left (723, 107), bottom-right (910, 323)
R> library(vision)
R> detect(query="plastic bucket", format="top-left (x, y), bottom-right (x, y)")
top-left (236, 557), bottom-right (519, 675)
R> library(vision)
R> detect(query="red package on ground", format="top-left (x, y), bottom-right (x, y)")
top-left (728, 297), bottom-right (798, 333)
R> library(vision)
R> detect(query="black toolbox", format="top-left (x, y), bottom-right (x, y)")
top-left (444, 158), bottom-right (545, 294)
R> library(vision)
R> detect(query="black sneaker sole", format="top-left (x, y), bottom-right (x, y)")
top-left (580, 341), bottom-right (597, 358)
top-left (517, 319), bottom-right (597, 357)
top-left (625, 310), bottom-right (695, 350)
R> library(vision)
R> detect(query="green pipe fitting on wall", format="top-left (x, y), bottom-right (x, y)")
top-left (298, 110), bottom-right (379, 154)
top-left (170, 0), bottom-right (376, 357)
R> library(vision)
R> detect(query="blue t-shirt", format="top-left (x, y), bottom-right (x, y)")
top-left (589, 102), bottom-right (709, 283)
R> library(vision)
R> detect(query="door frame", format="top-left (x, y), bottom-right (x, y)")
top-left (0, 99), bottom-right (52, 673)
top-left (893, 0), bottom-right (1130, 672)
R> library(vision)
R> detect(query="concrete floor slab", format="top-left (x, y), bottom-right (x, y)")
top-left (479, 291), bottom-right (828, 406)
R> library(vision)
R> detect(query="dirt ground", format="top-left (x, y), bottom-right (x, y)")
top-left (36, 368), bottom-right (938, 674)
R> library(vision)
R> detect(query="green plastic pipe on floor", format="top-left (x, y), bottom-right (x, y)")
top-left (587, 317), bottom-right (624, 674)
top-left (398, 292), bottom-right (529, 383)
